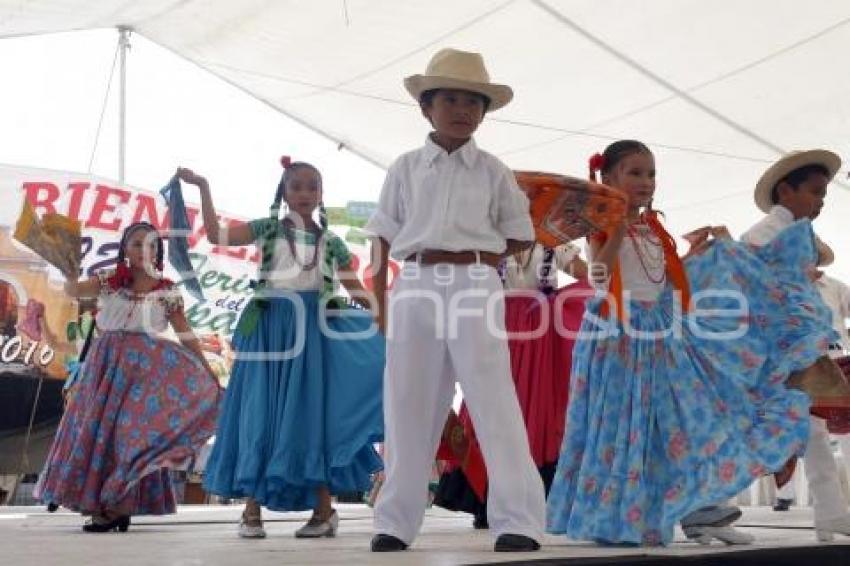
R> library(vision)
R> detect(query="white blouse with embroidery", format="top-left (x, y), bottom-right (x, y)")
top-left (95, 270), bottom-right (184, 333)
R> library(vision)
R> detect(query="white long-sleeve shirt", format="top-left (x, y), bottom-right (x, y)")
top-left (739, 205), bottom-right (795, 246)
top-left (365, 135), bottom-right (534, 261)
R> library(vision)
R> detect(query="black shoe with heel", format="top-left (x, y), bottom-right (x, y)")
top-left (82, 515), bottom-right (131, 533)
top-left (473, 514), bottom-right (489, 530)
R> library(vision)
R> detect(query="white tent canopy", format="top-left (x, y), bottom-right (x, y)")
top-left (2, 0), bottom-right (849, 277)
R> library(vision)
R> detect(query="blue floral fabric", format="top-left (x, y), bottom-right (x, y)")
top-left (546, 220), bottom-right (837, 545)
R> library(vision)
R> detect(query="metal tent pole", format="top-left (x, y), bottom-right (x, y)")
top-left (117, 27), bottom-right (131, 184)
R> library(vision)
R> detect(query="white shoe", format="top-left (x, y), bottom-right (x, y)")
top-left (683, 525), bottom-right (755, 546)
top-left (238, 515), bottom-right (267, 539)
top-left (680, 505), bottom-right (742, 528)
top-left (815, 514), bottom-right (850, 542)
top-left (294, 510), bottom-right (339, 538)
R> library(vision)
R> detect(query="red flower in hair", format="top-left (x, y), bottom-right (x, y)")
top-left (280, 155), bottom-right (292, 169)
top-left (588, 152), bottom-right (606, 173)
top-left (107, 262), bottom-right (169, 291)
top-left (108, 261), bottom-right (133, 291)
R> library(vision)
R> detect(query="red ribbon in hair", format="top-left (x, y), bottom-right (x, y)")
top-left (588, 152), bottom-right (606, 181)
top-left (280, 155), bottom-right (292, 169)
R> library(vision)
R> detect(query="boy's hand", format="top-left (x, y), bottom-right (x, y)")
top-left (682, 226), bottom-right (711, 246)
top-left (806, 265), bottom-right (824, 282)
top-left (376, 312), bottom-right (386, 336)
top-left (375, 304), bottom-right (387, 336)
top-left (569, 258), bottom-right (589, 280)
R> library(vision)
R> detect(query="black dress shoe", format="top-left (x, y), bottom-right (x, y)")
top-left (371, 533), bottom-right (408, 552)
top-left (773, 498), bottom-right (793, 512)
top-left (494, 533), bottom-right (541, 552)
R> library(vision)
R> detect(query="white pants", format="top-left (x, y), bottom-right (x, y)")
top-left (776, 416), bottom-right (849, 521)
top-left (373, 263), bottom-right (546, 544)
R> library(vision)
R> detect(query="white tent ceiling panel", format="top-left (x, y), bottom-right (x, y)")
top-left (2, 0), bottom-right (850, 277)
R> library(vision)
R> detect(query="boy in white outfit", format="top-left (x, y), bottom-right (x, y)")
top-left (366, 48), bottom-right (546, 553)
top-left (775, 255), bottom-right (850, 512)
top-left (741, 149), bottom-right (850, 541)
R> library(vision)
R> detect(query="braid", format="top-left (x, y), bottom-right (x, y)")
top-left (319, 200), bottom-right (329, 233)
top-left (254, 176), bottom-right (286, 293)
top-left (116, 230), bottom-right (128, 265)
top-left (271, 177), bottom-right (286, 217)
top-left (156, 239), bottom-right (164, 272)
top-left (318, 200), bottom-right (340, 304)
top-left (239, 166), bottom-right (287, 335)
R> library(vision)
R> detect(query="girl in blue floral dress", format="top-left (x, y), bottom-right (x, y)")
top-left (546, 140), bottom-right (836, 546)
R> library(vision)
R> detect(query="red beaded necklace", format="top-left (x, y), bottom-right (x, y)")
top-left (626, 221), bottom-right (666, 284)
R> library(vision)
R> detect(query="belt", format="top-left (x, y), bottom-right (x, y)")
top-left (405, 250), bottom-right (502, 268)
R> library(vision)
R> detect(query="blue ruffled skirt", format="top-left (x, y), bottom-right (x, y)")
top-left (546, 220), bottom-right (837, 545)
top-left (204, 291), bottom-right (384, 511)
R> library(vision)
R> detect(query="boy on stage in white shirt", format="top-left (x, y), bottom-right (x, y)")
top-left (366, 48), bottom-right (545, 553)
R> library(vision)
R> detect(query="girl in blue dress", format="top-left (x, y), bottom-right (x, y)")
top-left (177, 158), bottom-right (384, 539)
top-left (546, 140), bottom-right (835, 545)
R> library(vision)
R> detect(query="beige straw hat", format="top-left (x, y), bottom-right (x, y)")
top-left (754, 150), bottom-right (841, 213)
top-left (404, 48), bottom-right (513, 111)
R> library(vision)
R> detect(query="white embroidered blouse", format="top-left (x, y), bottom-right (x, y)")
top-left (95, 270), bottom-right (184, 333)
